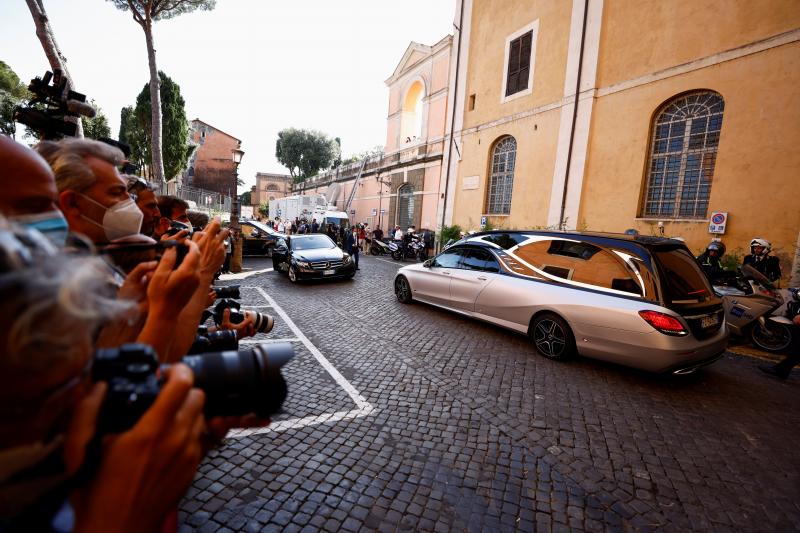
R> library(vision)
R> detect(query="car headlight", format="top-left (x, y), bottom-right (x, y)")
top-left (342, 254), bottom-right (351, 263)
top-left (295, 260), bottom-right (310, 268)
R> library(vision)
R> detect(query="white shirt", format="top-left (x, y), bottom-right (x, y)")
top-left (394, 229), bottom-right (404, 240)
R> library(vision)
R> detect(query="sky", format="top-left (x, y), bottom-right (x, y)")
top-left (0, 0), bottom-right (455, 192)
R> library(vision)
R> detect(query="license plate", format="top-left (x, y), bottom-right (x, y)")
top-left (323, 269), bottom-right (335, 275)
top-left (701, 314), bottom-right (719, 328)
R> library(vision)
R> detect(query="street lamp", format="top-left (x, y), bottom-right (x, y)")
top-left (230, 147), bottom-right (245, 273)
top-left (230, 148), bottom-right (245, 229)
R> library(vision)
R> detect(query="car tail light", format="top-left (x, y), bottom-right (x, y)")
top-left (638, 310), bottom-right (688, 336)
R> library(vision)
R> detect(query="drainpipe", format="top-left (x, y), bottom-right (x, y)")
top-left (439, 0), bottom-right (466, 244)
top-left (559, 0), bottom-right (589, 229)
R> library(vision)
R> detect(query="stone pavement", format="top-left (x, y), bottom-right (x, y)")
top-left (180, 255), bottom-right (800, 532)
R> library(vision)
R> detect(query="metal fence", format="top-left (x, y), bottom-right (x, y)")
top-left (154, 182), bottom-right (232, 216)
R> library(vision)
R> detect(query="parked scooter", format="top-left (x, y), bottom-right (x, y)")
top-left (714, 264), bottom-right (795, 352)
top-left (370, 238), bottom-right (391, 256)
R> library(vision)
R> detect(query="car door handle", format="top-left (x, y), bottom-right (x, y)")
top-left (477, 276), bottom-right (487, 281)
top-left (442, 271), bottom-right (451, 275)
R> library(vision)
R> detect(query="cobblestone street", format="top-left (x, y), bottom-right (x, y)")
top-left (180, 255), bottom-right (800, 533)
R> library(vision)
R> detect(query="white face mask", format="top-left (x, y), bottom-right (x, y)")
top-left (78, 194), bottom-right (143, 241)
top-left (9, 210), bottom-right (69, 247)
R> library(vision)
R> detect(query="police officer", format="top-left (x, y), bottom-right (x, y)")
top-left (743, 238), bottom-right (781, 282)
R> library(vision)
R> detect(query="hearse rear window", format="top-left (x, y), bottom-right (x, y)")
top-left (653, 248), bottom-right (713, 304)
top-left (481, 233), bottom-right (527, 250)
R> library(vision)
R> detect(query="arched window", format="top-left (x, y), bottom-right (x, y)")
top-left (400, 81), bottom-right (425, 143)
top-left (642, 91), bottom-right (724, 219)
top-left (397, 184), bottom-right (415, 230)
top-left (486, 136), bottom-right (517, 215)
top-left (266, 183), bottom-right (279, 192)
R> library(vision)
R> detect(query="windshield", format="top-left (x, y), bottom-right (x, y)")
top-left (653, 247), bottom-right (714, 305)
top-left (291, 235), bottom-right (336, 251)
top-left (325, 217), bottom-right (349, 229)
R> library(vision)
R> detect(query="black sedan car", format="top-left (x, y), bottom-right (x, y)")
top-left (241, 220), bottom-right (282, 256)
top-left (272, 234), bottom-right (356, 283)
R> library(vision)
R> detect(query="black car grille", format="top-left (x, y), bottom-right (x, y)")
top-left (310, 259), bottom-right (344, 270)
top-left (684, 307), bottom-right (724, 340)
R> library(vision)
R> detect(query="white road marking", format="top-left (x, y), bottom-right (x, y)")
top-left (238, 338), bottom-right (299, 345)
top-left (374, 257), bottom-right (403, 266)
top-left (218, 267), bottom-right (274, 281)
top-left (226, 286), bottom-right (375, 439)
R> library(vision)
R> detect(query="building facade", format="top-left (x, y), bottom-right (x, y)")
top-left (185, 119), bottom-right (242, 197)
top-left (445, 0), bottom-right (799, 282)
top-left (295, 36), bottom-right (453, 234)
top-left (252, 172), bottom-right (292, 207)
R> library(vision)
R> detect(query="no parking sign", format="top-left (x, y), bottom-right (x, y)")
top-left (708, 212), bottom-right (727, 234)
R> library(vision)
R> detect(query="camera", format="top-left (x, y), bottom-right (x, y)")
top-left (188, 328), bottom-right (238, 354)
top-left (213, 284), bottom-right (241, 300)
top-left (212, 298), bottom-right (274, 334)
top-left (93, 342), bottom-right (293, 433)
top-left (166, 220), bottom-right (194, 238)
top-left (13, 69), bottom-right (96, 140)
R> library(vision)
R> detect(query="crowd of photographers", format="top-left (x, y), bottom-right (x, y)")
top-left (0, 134), bottom-right (287, 531)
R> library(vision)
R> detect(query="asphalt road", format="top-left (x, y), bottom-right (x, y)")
top-left (180, 254), bottom-right (800, 532)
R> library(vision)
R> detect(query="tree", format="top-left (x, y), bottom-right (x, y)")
top-left (108, 0), bottom-right (216, 183)
top-left (275, 128), bottom-right (339, 183)
top-left (119, 72), bottom-right (191, 181)
top-left (240, 190), bottom-right (252, 205)
top-left (341, 145), bottom-right (384, 166)
top-left (81, 100), bottom-right (111, 139)
top-left (257, 203), bottom-right (269, 218)
top-left (0, 60), bottom-right (29, 137)
top-left (25, 0), bottom-right (84, 137)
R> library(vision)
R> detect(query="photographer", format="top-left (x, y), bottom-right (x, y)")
top-left (0, 135), bottom-right (68, 246)
top-left (125, 176), bottom-right (161, 238)
top-left (0, 222), bottom-right (208, 531)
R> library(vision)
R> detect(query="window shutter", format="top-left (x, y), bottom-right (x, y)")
top-left (506, 31), bottom-right (533, 96)
top-left (506, 39), bottom-right (521, 96)
top-left (517, 31), bottom-right (532, 92)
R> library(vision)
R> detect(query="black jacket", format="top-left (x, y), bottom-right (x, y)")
top-left (743, 254), bottom-right (781, 282)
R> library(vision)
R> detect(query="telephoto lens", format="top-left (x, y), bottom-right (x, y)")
top-left (231, 309), bottom-right (274, 334)
top-left (214, 284), bottom-right (240, 299)
top-left (182, 343), bottom-right (294, 418)
top-left (187, 329), bottom-right (238, 354)
top-left (93, 342), bottom-right (295, 433)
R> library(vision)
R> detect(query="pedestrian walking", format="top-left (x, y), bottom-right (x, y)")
top-left (346, 226), bottom-right (360, 270)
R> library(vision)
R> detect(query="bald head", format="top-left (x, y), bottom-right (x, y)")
top-left (0, 135), bottom-right (59, 216)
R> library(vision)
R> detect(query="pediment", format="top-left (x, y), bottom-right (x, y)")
top-left (385, 42), bottom-right (432, 85)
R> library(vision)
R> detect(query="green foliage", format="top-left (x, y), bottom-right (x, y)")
top-left (240, 190), bottom-right (252, 205)
top-left (482, 220), bottom-right (495, 231)
top-left (258, 203), bottom-right (269, 218)
top-left (0, 60), bottom-right (30, 137)
top-left (121, 72), bottom-right (190, 181)
top-left (107, 0), bottom-right (216, 22)
top-left (81, 100), bottom-right (111, 140)
top-left (439, 224), bottom-right (462, 244)
top-left (721, 247), bottom-right (744, 271)
top-left (275, 128), bottom-right (340, 182)
top-left (340, 145), bottom-right (384, 166)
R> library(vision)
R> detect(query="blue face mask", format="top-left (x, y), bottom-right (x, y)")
top-left (10, 210), bottom-right (69, 247)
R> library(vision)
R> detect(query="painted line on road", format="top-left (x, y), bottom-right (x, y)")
top-left (374, 257), bottom-right (404, 267)
top-left (239, 338), bottom-right (299, 345)
top-left (226, 286), bottom-right (375, 439)
top-left (218, 267), bottom-right (274, 281)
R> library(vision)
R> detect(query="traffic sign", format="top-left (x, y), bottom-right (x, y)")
top-left (708, 212), bottom-right (727, 234)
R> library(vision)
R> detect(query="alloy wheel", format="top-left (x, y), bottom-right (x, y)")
top-left (534, 319), bottom-right (566, 358)
top-left (395, 276), bottom-right (411, 303)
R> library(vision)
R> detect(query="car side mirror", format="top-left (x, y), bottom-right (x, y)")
top-left (275, 245), bottom-right (287, 253)
top-left (423, 259), bottom-right (432, 268)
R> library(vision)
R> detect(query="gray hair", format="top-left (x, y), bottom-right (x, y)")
top-left (34, 138), bottom-right (125, 194)
top-left (0, 220), bottom-right (131, 377)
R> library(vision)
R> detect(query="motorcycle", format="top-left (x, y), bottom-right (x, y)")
top-left (714, 264), bottom-right (795, 352)
top-left (370, 238), bottom-right (392, 256)
top-left (391, 234), bottom-right (427, 261)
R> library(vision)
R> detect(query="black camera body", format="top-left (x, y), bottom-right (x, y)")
top-left (13, 69), bottom-right (95, 140)
top-left (188, 328), bottom-right (238, 354)
top-left (93, 342), bottom-right (293, 434)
